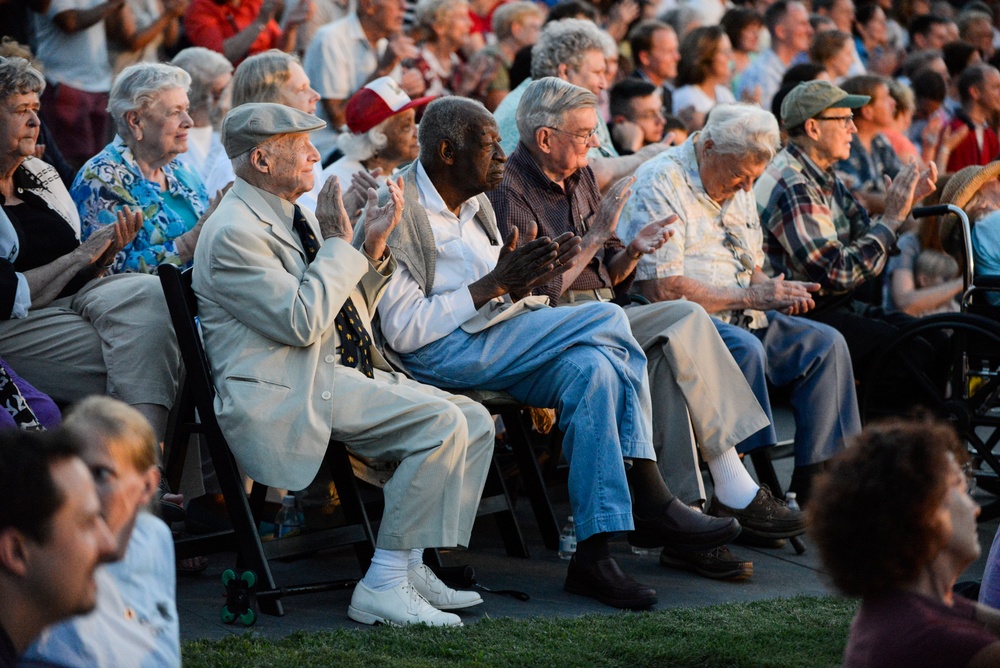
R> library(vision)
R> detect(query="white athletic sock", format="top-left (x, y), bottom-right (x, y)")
top-left (361, 548), bottom-right (410, 592)
top-left (408, 548), bottom-right (424, 571)
top-left (706, 448), bottom-right (759, 509)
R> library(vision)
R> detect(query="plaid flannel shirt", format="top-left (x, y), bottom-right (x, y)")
top-left (754, 142), bottom-right (896, 295)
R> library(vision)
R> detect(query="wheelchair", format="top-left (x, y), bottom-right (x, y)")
top-left (859, 204), bottom-right (1000, 520)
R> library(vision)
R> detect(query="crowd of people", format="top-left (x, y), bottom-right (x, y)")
top-left (5, 0), bottom-right (1000, 662)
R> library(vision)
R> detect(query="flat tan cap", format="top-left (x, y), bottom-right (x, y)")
top-left (221, 103), bottom-right (326, 158)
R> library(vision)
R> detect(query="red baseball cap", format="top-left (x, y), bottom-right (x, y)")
top-left (344, 77), bottom-right (435, 134)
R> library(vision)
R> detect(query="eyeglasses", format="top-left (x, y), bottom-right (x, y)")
top-left (547, 126), bottom-right (600, 144)
top-left (814, 114), bottom-right (855, 128)
top-left (723, 230), bottom-right (756, 275)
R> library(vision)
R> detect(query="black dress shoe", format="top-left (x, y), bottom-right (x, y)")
top-left (564, 556), bottom-right (657, 609)
top-left (628, 498), bottom-right (741, 550)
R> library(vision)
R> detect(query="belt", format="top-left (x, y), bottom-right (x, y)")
top-left (559, 288), bottom-right (615, 304)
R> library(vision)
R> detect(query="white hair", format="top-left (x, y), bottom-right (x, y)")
top-left (170, 47), bottom-right (232, 116)
top-left (701, 103), bottom-right (780, 163)
top-left (531, 19), bottom-right (609, 79)
top-left (335, 122), bottom-right (390, 161)
top-left (108, 63), bottom-right (191, 136)
top-left (516, 77), bottom-right (598, 146)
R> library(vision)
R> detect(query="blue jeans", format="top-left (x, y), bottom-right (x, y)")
top-left (401, 302), bottom-right (654, 541)
top-left (713, 312), bottom-right (860, 466)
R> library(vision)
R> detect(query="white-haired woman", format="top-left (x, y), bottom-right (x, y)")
top-left (170, 47), bottom-right (233, 184)
top-left (321, 76), bottom-right (428, 220)
top-left (410, 0), bottom-right (474, 97)
top-left (71, 63), bottom-right (222, 274)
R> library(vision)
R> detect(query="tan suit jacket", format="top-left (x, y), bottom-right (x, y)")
top-left (193, 178), bottom-right (395, 490)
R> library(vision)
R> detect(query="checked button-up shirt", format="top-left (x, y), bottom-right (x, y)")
top-left (754, 142), bottom-right (896, 296)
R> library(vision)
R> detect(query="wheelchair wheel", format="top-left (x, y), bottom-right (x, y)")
top-left (860, 312), bottom-right (1000, 427)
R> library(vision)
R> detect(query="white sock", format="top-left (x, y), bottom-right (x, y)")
top-left (706, 448), bottom-right (760, 509)
top-left (408, 548), bottom-right (424, 571)
top-left (361, 548), bottom-right (409, 592)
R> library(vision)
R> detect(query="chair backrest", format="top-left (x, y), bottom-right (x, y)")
top-left (158, 264), bottom-right (222, 430)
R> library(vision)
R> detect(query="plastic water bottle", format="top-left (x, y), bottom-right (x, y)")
top-left (785, 492), bottom-right (801, 512)
top-left (558, 515), bottom-right (577, 560)
top-left (274, 495), bottom-right (303, 538)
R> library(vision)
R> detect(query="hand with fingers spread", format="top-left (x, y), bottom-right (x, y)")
top-left (343, 167), bottom-right (383, 223)
top-left (626, 215), bottom-right (675, 259)
top-left (363, 176), bottom-right (405, 260)
top-left (92, 206), bottom-right (144, 269)
top-left (315, 176), bottom-right (353, 241)
top-left (588, 176), bottom-right (635, 242)
top-left (883, 160), bottom-right (934, 229)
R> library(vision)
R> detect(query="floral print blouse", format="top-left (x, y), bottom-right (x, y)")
top-left (71, 135), bottom-right (209, 274)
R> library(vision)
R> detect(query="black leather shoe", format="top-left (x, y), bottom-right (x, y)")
top-left (628, 498), bottom-right (741, 550)
top-left (707, 485), bottom-right (806, 540)
top-left (659, 545), bottom-right (753, 580)
top-left (564, 556), bottom-right (657, 609)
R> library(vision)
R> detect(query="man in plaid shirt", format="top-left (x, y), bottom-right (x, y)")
top-left (755, 80), bottom-right (938, 396)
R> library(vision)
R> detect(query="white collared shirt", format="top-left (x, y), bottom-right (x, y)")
top-left (378, 162), bottom-right (500, 353)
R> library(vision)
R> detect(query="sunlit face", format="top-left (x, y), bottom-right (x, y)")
top-left (563, 50), bottom-right (608, 96)
top-left (544, 106), bottom-right (600, 180)
top-left (626, 92), bottom-right (666, 145)
top-left (278, 62), bottom-right (321, 114)
top-left (258, 132), bottom-right (321, 201)
top-left (935, 453), bottom-right (981, 566)
top-left (866, 83), bottom-right (896, 128)
top-left (739, 23), bottom-right (762, 53)
top-left (828, 41), bottom-right (856, 79)
top-left (379, 108), bottom-right (419, 163)
top-left (975, 68), bottom-right (1000, 115)
top-left (133, 86), bottom-right (192, 163)
top-left (699, 141), bottom-right (768, 202)
top-left (916, 23), bottom-right (951, 51)
top-left (643, 28), bottom-right (680, 82)
top-left (827, 0), bottom-right (855, 32)
top-left (436, 2), bottom-right (473, 47)
top-left (454, 112), bottom-right (506, 192)
top-left (964, 17), bottom-right (995, 59)
top-left (78, 434), bottom-right (154, 560)
top-left (781, 3), bottom-right (814, 53)
top-left (808, 107), bottom-right (857, 162)
top-left (1, 91), bottom-right (40, 160)
top-left (512, 13), bottom-right (543, 49)
top-left (711, 34), bottom-right (735, 83)
top-left (23, 458), bottom-right (116, 622)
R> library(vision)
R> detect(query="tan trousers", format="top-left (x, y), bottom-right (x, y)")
top-left (0, 273), bottom-right (181, 409)
top-left (331, 366), bottom-right (494, 550)
top-left (623, 300), bottom-right (769, 504)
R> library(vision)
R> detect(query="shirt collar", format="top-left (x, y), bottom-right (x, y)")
top-left (509, 141), bottom-right (585, 194)
top-left (415, 160), bottom-right (481, 221)
top-left (112, 134), bottom-right (182, 193)
top-left (786, 141), bottom-right (836, 194)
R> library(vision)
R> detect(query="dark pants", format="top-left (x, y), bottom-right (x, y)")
top-left (40, 82), bottom-right (110, 174)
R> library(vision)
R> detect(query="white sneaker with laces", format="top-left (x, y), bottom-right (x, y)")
top-left (348, 580), bottom-right (463, 627)
top-left (408, 563), bottom-right (484, 610)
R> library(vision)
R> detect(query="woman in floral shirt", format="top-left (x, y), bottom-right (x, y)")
top-left (72, 62), bottom-right (215, 274)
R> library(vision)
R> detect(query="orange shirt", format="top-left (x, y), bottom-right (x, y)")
top-left (183, 0), bottom-right (282, 63)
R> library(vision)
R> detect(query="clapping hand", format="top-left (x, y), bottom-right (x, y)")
top-left (362, 176), bottom-right (404, 260)
top-left (626, 215), bottom-right (675, 259)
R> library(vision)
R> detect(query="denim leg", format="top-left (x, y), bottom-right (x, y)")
top-left (401, 303), bottom-right (654, 540)
top-left (756, 312), bottom-right (860, 466)
top-left (711, 319), bottom-right (777, 453)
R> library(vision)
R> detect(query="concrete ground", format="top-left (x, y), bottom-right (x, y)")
top-left (176, 411), bottom-right (1000, 641)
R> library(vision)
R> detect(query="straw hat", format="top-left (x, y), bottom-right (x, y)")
top-left (938, 160), bottom-right (1000, 254)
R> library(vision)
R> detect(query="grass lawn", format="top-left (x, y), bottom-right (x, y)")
top-left (182, 595), bottom-right (857, 668)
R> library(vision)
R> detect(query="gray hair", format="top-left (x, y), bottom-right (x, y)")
top-left (418, 96), bottom-right (490, 162)
top-left (414, 0), bottom-right (468, 31)
top-left (335, 123), bottom-right (389, 161)
top-left (231, 49), bottom-right (299, 108)
top-left (531, 18), bottom-right (608, 80)
top-left (108, 63), bottom-right (191, 135)
top-left (492, 1), bottom-right (544, 41)
top-left (516, 77), bottom-right (597, 145)
top-left (170, 47), bottom-right (232, 116)
top-left (701, 103), bottom-right (780, 163)
top-left (0, 55), bottom-right (45, 100)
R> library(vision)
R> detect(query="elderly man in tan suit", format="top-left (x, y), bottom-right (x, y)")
top-left (193, 103), bottom-right (493, 628)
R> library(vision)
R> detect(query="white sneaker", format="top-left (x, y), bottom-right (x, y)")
top-left (408, 563), bottom-right (484, 610)
top-left (348, 581), bottom-right (463, 627)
